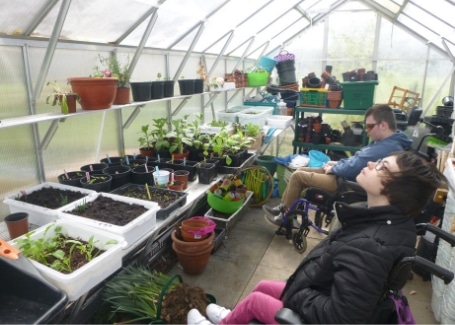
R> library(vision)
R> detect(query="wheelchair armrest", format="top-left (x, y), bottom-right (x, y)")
top-left (416, 223), bottom-right (455, 247)
top-left (275, 308), bottom-right (303, 324)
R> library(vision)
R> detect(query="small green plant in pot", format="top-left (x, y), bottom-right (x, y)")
top-left (138, 124), bottom-right (155, 157)
top-left (46, 81), bottom-right (80, 115)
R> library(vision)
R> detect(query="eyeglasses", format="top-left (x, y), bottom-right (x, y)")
top-left (375, 159), bottom-right (388, 171)
top-left (365, 123), bottom-right (379, 132)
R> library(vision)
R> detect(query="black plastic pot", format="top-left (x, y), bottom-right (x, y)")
top-left (57, 171), bottom-right (84, 187)
top-left (102, 165), bottom-right (131, 190)
top-left (276, 60), bottom-right (297, 85)
top-left (194, 79), bottom-right (204, 93)
top-left (80, 174), bottom-right (112, 192)
top-left (151, 81), bottom-right (165, 99)
top-left (178, 79), bottom-right (195, 95)
top-left (131, 165), bottom-right (155, 185)
top-left (163, 80), bottom-right (175, 97)
top-left (100, 156), bottom-right (123, 167)
top-left (197, 163), bottom-right (217, 184)
top-left (80, 163), bottom-right (109, 175)
top-left (131, 82), bottom-right (152, 101)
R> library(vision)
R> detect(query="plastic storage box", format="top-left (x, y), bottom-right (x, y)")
top-left (58, 192), bottom-right (159, 252)
top-left (266, 115), bottom-right (293, 129)
top-left (3, 182), bottom-right (96, 227)
top-left (340, 81), bottom-right (379, 110)
top-left (237, 107), bottom-right (273, 128)
top-left (11, 219), bottom-right (125, 301)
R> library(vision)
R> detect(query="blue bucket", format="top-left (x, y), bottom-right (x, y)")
top-left (258, 56), bottom-right (277, 73)
top-left (308, 150), bottom-right (330, 168)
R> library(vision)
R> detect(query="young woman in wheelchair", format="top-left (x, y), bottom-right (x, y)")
top-left (263, 104), bottom-right (412, 225)
top-left (188, 151), bottom-right (446, 325)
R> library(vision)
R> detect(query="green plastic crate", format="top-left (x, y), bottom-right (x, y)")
top-left (276, 164), bottom-right (295, 197)
top-left (299, 88), bottom-right (328, 108)
top-left (340, 81), bottom-right (379, 110)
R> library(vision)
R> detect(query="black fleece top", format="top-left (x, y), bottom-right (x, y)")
top-left (280, 202), bottom-right (416, 324)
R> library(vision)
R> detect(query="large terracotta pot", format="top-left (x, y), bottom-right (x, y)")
top-left (68, 77), bottom-right (118, 110)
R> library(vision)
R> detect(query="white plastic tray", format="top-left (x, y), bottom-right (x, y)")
top-left (10, 219), bottom-right (125, 301)
top-left (3, 182), bottom-right (97, 226)
top-left (58, 192), bottom-right (159, 252)
top-left (266, 115), bottom-right (293, 129)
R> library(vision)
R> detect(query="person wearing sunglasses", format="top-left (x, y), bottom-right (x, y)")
top-left (188, 151), bottom-right (446, 325)
top-left (263, 104), bottom-right (412, 225)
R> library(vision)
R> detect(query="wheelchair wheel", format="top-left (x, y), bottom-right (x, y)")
top-left (292, 231), bottom-right (307, 254)
top-left (240, 166), bottom-right (273, 207)
top-left (314, 210), bottom-right (324, 229)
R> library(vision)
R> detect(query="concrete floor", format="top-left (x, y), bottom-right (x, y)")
top-left (170, 197), bottom-right (438, 324)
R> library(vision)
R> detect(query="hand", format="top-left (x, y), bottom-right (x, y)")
top-left (323, 165), bottom-right (333, 174)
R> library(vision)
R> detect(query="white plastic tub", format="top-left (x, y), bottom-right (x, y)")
top-left (58, 192), bottom-right (159, 252)
top-left (238, 107), bottom-right (273, 128)
top-left (3, 182), bottom-right (96, 226)
top-left (266, 115), bottom-right (293, 129)
top-left (11, 219), bottom-right (125, 301)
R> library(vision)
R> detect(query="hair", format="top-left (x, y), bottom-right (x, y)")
top-left (380, 151), bottom-right (447, 217)
top-left (365, 104), bottom-right (397, 131)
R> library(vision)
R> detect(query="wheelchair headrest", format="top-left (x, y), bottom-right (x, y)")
top-left (407, 106), bottom-right (423, 126)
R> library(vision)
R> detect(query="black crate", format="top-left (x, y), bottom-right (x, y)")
top-left (111, 183), bottom-right (188, 219)
top-left (217, 153), bottom-right (257, 175)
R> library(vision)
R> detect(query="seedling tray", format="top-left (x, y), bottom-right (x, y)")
top-left (110, 183), bottom-right (188, 220)
top-left (217, 152), bottom-right (257, 175)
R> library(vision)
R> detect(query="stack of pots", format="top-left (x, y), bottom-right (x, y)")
top-left (171, 216), bottom-right (216, 275)
top-left (274, 50), bottom-right (297, 89)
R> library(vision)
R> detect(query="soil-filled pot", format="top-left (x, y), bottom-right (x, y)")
top-left (174, 170), bottom-right (190, 189)
top-left (62, 93), bottom-right (78, 114)
top-left (57, 171), bottom-right (85, 187)
top-left (100, 156), bottom-right (123, 167)
top-left (167, 180), bottom-right (184, 191)
top-left (67, 77), bottom-right (118, 110)
top-left (151, 81), bottom-right (165, 99)
top-left (80, 174), bottom-right (112, 192)
top-left (197, 163), bottom-right (217, 184)
top-left (113, 86), bottom-right (130, 105)
top-left (163, 80), bottom-right (175, 97)
top-left (80, 163), bottom-right (109, 175)
top-left (102, 165), bottom-right (131, 190)
top-left (130, 82), bottom-right (152, 101)
top-left (178, 79), bottom-right (195, 95)
top-left (131, 165), bottom-right (155, 185)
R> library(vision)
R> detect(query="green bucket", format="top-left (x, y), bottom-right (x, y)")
top-left (255, 155), bottom-right (277, 176)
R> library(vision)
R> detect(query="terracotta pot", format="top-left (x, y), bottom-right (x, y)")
top-left (171, 230), bottom-right (215, 253)
top-left (4, 212), bottom-right (29, 239)
top-left (172, 241), bottom-right (214, 275)
top-left (167, 180), bottom-right (184, 191)
top-left (59, 93), bottom-right (78, 114)
top-left (170, 151), bottom-right (190, 160)
top-left (113, 86), bottom-right (130, 105)
top-left (181, 218), bottom-right (211, 242)
top-left (67, 77), bottom-right (118, 110)
top-left (139, 147), bottom-right (155, 158)
top-left (174, 170), bottom-right (190, 189)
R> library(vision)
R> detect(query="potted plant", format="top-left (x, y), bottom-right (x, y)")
top-left (162, 76), bottom-right (175, 98)
top-left (242, 122), bottom-right (263, 151)
top-left (151, 72), bottom-right (165, 99)
top-left (96, 54), bottom-right (131, 105)
top-left (178, 76), bottom-right (195, 95)
top-left (151, 118), bottom-right (171, 159)
top-left (168, 115), bottom-right (192, 159)
top-left (138, 124), bottom-right (155, 157)
top-left (46, 81), bottom-right (80, 115)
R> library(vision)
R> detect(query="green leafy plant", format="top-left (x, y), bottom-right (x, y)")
top-left (168, 115), bottom-right (193, 155)
top-left (157, 72), bottom-right (162, 81)
top-left (151, 118), bottom-right (170, 152)
top-left (243, 122), bottom-right (261, 137)
top-left (14, 223), bottom-right (117, 274)
top-left (102, 266), bottom-right (177, 323)
top-left (93, 54), bottom-right (131, 87)
top-left (138, 124), bottom-right (155, 150)
top-left (45, 81), bottom-right (80, 115)
top-left (209, 119), bottom-right (229, 127)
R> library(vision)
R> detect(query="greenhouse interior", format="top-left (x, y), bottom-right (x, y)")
top-left (1, 0), bottom-right (455, 323)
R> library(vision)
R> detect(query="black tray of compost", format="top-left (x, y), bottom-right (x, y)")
top-left (111, 183), bottom-right (188, 219)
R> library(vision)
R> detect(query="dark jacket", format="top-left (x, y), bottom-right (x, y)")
top-left (280, 202), bottom-right (416, 324)
top-left (332, 130), bottom-right (412, 181)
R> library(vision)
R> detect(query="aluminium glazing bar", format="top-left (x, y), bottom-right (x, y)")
top-left (24, 0), bottom-right (59, 36)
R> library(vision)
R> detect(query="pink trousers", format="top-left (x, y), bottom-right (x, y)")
top-left (219, 280), bottom-right (285, 325)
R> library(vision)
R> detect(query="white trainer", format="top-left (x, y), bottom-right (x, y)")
top-left (206, 303), bottom-right (231, 324)
top-left (187, 308), bottom-right (213, 325)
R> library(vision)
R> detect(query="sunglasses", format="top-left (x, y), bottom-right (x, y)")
top-left (365, 122), bottom-right (379, 131)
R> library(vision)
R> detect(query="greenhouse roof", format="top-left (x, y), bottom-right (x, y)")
top-left (0, 0), bottom-right (454, 59)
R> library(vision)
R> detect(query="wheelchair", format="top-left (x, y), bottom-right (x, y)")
top-left (273, 222), bottom-right (455, 324)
